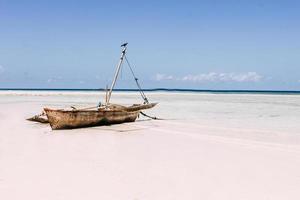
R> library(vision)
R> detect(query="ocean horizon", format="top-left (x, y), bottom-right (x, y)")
top-left (0, 88), bottom-right (300, 95)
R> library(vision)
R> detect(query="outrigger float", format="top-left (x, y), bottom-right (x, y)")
top-left (28, 43), bottom-right (157, 130)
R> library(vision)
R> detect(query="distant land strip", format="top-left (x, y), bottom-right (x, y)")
top-left (0, 88), bottom-right (300, 95)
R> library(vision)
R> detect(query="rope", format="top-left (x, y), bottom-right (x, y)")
top-left (140, 111), bottom-right (162, 120)
top-left (124, 55), bottom-right (149, 104)
top-left (123, 56), bottom-right (162, 120)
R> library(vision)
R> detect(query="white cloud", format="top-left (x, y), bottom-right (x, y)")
top-left (155, 73), bottom-right (175, 81)
top-left (154, 72), bottom-right (263, 83)
top-left (47, 76), bottom-right (62, 83)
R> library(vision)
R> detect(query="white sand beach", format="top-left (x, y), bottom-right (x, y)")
top-left (0, 91), bottom-right (300, 200)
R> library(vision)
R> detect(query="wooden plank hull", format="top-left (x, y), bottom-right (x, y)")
top-left (44, 108), bottom-right (139, 130)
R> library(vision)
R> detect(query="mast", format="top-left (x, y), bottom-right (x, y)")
top-left (106, 43), bottom-right (128, 105)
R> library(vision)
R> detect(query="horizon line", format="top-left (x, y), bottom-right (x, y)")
top-left (0, 88), bottom-right (300, 94)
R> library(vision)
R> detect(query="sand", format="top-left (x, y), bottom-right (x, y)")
top-left (0, 91), bottom-right (300, 200)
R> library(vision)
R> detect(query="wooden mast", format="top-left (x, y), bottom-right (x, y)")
top-left (106, 43), bottom-right (128, 105)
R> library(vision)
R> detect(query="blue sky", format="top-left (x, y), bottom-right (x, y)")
top-left (0, 0), bottom-right (299, 90)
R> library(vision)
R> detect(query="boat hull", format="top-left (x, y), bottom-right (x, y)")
top-left (44, 108), bottom-right (139, 130)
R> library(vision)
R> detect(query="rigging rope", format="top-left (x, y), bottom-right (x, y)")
top-left (140, 111), bottom-right (162, 120)
top-left (124, 56), bottom-right (162, 120)
top-left (124, 55), bottom-right (149, 104)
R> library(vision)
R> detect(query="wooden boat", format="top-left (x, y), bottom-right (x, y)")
top-left (44, 103), bottom-right (157, 130)
top-left (28, 43), bottom-right (157, 130)
top-left (27, 112), bottom-right (49, 123)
